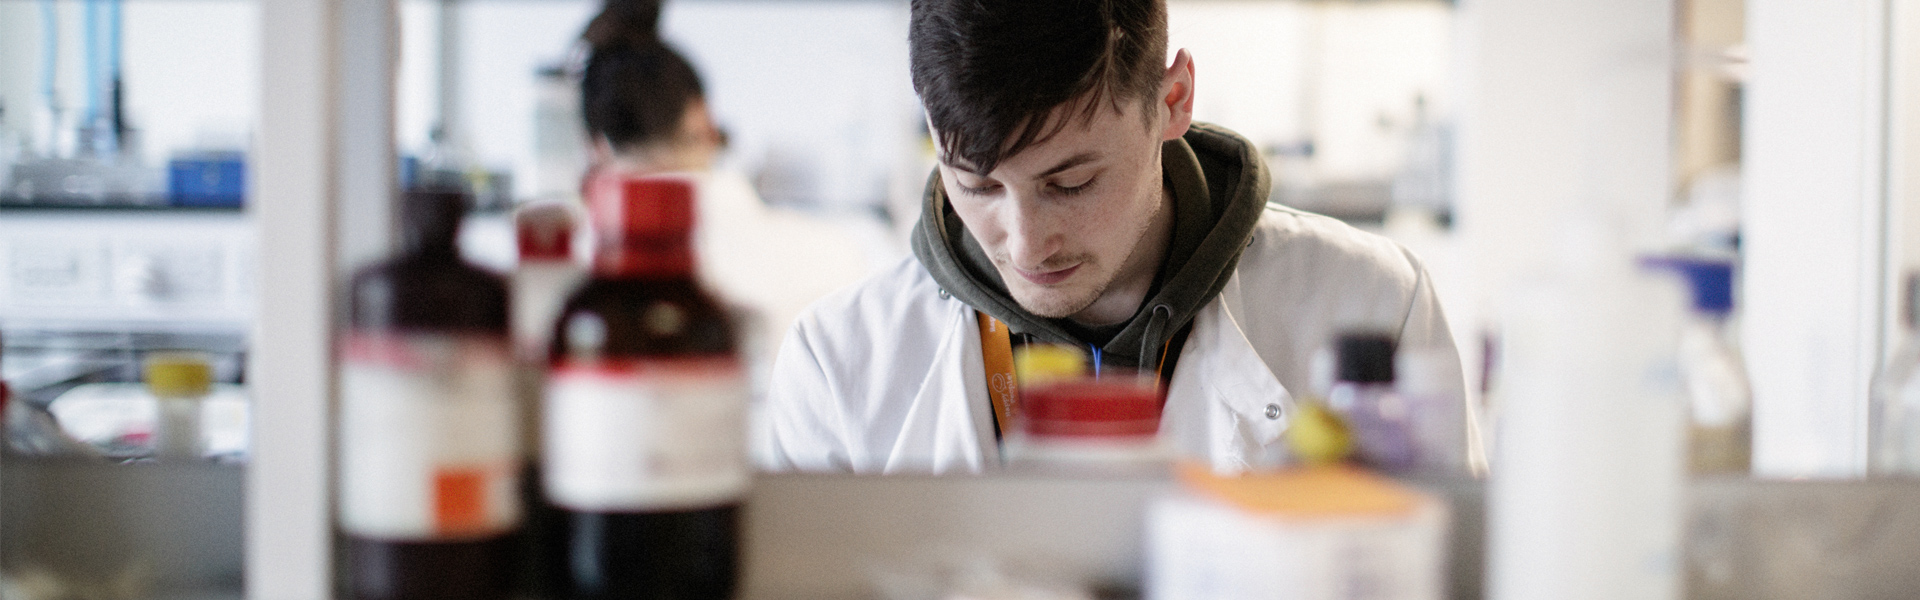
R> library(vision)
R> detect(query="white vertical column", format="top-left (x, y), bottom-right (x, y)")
top-left (1459, 0), bottom-right (1681, 598)
top-left (1454, 0), bottom-right (1677, 313)
top-left (251, 0), bottom-right (397, 596)
top-left (435, 0), bottom-right (464, 155)
top-left (337, 0), bottom-right (400, 276)
top-left (1886, 0), bottom-right (1920, 354)
top-left (1743, 0), bottom-right (1890, 478)
top-left (250, 0), bottom-right (337, 596)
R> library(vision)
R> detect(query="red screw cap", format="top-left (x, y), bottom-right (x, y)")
top-left (587, 173), bottom-right (696, 240)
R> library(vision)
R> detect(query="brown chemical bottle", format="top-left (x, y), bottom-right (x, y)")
top-left (542, 175), bottom-right (746, 600)
top-left (340, 188), bottom-right (519, 600)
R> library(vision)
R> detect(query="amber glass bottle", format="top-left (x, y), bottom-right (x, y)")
top-left (542, 175), bottom-right (746, 600)
top-left (340, 189), bottom-right (519, 600)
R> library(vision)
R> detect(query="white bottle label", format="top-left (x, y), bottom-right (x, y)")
top-left (338, 333), bottom-right (521, 540)
top-left (544, 358), bottom-right (749, 512)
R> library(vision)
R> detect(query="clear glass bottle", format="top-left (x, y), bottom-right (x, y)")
top-left (1871, 274), bottom-right (1920, 475)
top-left (1396, 345), bottom-right (1467, 475)
top-left (542, 175), bottom-right (746, 599)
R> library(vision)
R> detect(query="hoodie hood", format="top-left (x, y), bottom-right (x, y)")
top-left (911, 122), bottom-right (1270, 371)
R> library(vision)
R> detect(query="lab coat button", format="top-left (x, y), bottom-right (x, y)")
top-left (1264, 403), bottom-right (1282, 420)
top-left (938, 288), bottom-right (951, 299)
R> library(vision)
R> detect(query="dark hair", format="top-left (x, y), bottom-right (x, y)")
top-left (580, 0), bottom-right (705, 153)
top-left (909, 0), bottom-right (1168, 174)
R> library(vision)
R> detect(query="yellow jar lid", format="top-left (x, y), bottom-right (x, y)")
top-left (1014, 344), bottom-right (1086, 386)
top-left (146, 352), bottom-right (213, 397)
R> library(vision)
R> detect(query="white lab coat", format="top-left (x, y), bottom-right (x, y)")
top-left (760, 203), bottom-right (1463, 474)
top-left (689, 170), bottom-right (896, 393)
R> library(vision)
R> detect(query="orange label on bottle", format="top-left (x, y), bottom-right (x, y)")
top-left (338, 333), bottom-right (521, 540)
top-left (434, 468), bottom-right (490, 535)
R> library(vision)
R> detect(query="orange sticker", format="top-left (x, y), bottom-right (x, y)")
top-left (434, 468), bottom-right (489, 535)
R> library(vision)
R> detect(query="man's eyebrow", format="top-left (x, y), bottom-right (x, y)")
top-left (940, 151), bottom-right (1102, 177)
top-left (941, 158), bottom-right (984, 175)
top-left (1038, 152), bottom-right (1100, 178)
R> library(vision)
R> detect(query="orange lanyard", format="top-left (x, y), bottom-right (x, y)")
top-left (975, 312), bottom-right (1174, 439)
top-left (976, 313), bottom-right (1018, 439)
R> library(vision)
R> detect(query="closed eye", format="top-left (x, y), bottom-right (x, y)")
top-left (960, 182), bottom-right (1002, 196)
top-left (1052, 177), bottom-right (1095, 197)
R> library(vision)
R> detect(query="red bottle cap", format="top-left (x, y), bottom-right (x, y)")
top-left (515, 203), bottom-right (575, 261)
top-left (585, 173), bottom-right (700, 277)
top-left (587, 173), bottom-right (696, 240)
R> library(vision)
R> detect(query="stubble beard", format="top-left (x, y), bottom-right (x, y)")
top-left (1000, 195), bottom-right (1162, 321)
top-left (1006, 265), bottom-right (1107, 319)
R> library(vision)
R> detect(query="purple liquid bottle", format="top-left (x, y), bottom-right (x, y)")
top-left (1327, 333), bottom-right (1418, 471)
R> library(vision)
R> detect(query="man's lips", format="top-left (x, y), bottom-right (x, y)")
top-left (1014, 264), bottom-right (1079, 285)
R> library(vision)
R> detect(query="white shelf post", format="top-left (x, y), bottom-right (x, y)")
top-left (1743, 0), bottom-right (1892, 478)
top-left (251, 0), bottom-right (397, 596)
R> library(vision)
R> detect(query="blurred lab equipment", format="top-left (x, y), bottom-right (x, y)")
top-left (1650, 257), bottom-right (1752, 475)
top-left (412, 126), bottom-right (515, 212)
top-left (1147, 464), bottom-right (1448, 600)
top-left (509, 201), bottom-right (586, 598)
top-left (1871, 273), bottom-right (1920, 476)
top-left (0, 0), bottom-right (205, 209)
top-left (543, 175), bottom-right (747, 599)
top-left (1487, 227), bottom-right (1689, 600)
top-left (145, 351), bottom-right (211, 460)
top-left (0, 204), bottom-right (249, 593)
top-left (1328, 332), bottom-right (1419, 471)
top-left (166, 151), bottom-right (245, 208)
top-left (1397, 344), bottom-right (1469, 475)
top-left (739, 471), bottom-right (1920, 600)
top-left (339, 188), bottom-right (519, 600)
top-left (512, 202), bottom-right (588, 362)
top-left (2, 333), bottom-right (245, 599)
top-left (1390, 95), bottom-right (1455, 224)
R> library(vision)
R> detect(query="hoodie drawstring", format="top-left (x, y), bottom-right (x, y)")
top-left (1140, 305), bottom-right (1172, 380)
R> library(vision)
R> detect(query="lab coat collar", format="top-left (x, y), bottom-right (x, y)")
top-left (887, 275), bottom-right (1294, 474)
top-left (1160, 274), bottom-right (1294, 472)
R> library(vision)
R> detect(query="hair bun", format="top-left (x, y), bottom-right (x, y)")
top-left (582, 0), bottom-right (665, 51)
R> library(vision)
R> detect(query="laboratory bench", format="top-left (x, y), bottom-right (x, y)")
top-left (7, 459), bottom-right (1920, 599)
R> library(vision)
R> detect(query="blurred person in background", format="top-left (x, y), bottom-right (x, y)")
top-left (577, 0), bottom-right (880, 394)
top-left (761, 0), bottom-right (1463, 473)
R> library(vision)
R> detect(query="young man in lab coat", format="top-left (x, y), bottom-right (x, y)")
top-left (760, 0), bottom-right (1463, 473)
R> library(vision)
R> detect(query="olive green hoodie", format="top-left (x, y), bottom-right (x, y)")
top-left (910, 122), bottom-right (1270, 372)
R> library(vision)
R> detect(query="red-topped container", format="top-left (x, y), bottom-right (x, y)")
top-left (1007, 374), bottom-right (1169, 471)
top-left (508, 201), bottom-right (586, 598)
top-left (584, 174), bottom-right (697, 278)
top-left (540, 174), bottom-right (745, 600)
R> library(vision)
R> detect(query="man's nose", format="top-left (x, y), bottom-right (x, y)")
top-left (1004, 196), bottom-right (1062, 269)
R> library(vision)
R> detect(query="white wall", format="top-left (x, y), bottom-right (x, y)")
top-left (1742, 0), bottom-right (1891, 478)
top-left (1168, 1), bottom-right (1453, 183)
top-left (398, 0), bottom-right (923, 212)
top-left (387, 0), bottom-right (1450, 211)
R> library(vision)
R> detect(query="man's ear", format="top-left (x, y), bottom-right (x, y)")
top-left (588, 134), bottom-right (618, 166)
top-left (1159, 49), bottom-right (1196, 141)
